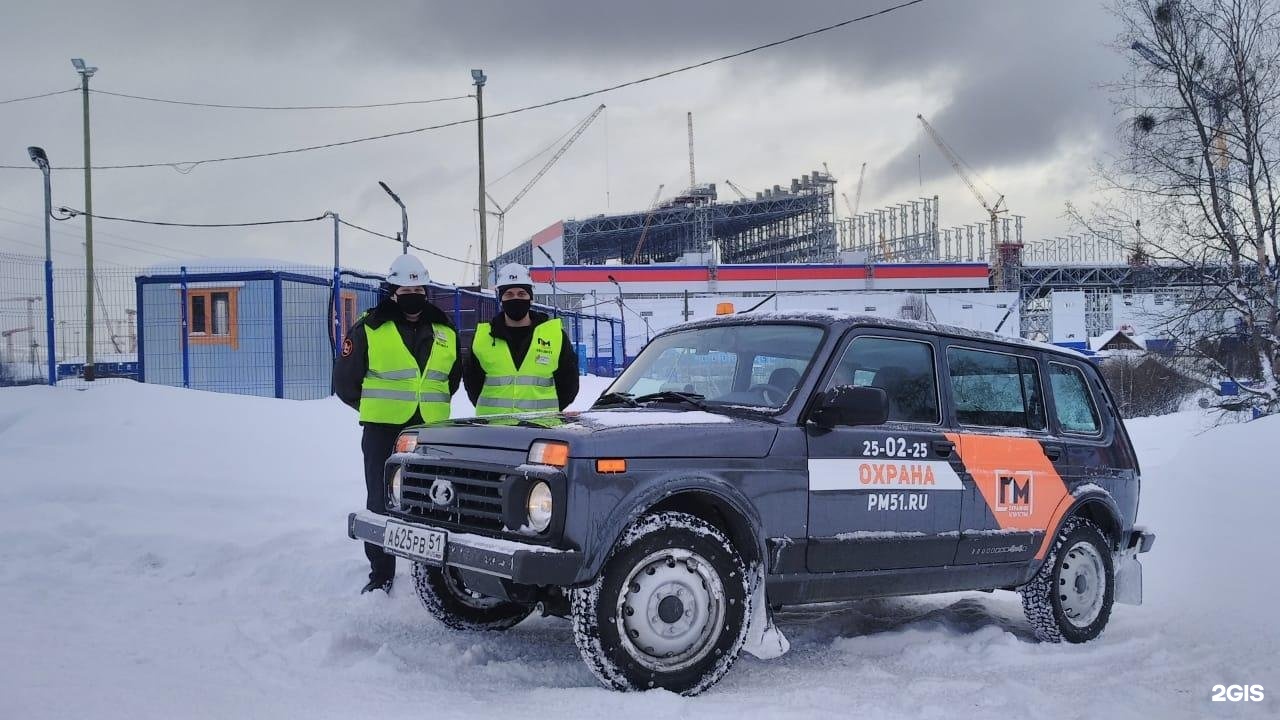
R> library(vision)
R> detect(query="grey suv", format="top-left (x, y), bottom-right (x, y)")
top-left (348, 312), bottom-right (1154, 695)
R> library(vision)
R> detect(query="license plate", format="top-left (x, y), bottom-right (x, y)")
top-left (383, 520), bottom-right (446, 564)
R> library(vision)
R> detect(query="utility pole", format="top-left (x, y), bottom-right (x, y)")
top-left (73, 58), bottom-right (98, 381)
top-left (472, 69), bottom-right (489, 288)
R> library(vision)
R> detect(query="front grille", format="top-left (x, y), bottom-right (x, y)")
top-left (399, 462), bottom-right (505, 532)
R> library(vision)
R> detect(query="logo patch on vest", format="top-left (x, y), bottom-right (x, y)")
top-left (341, 337), bottom-right (353, 357)
top-left (537, 338), bottom-right (552, 347)
top-left (536, 354), bottom-right (551, 365)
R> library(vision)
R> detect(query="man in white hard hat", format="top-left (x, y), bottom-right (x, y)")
top-left (464, 263), bottom-right (579, 414)
top-left (333, 254), bottom-right (462, 594)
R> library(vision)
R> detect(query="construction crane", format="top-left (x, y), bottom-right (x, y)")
top-left (631, 184), bottom-right (666, 263)
top-left (487, 104), bottom-right (606, 255)
top-left (917, 114), bottom-right (1006, 252)
top-left (687, 112), bottom-right (696, 188)
top-left (852, 162), bottom-right (867, 217)
top-left (723, 179), bottom-right (749, 201)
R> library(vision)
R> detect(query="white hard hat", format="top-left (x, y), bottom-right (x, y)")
top-left (387, 254), bottom-right (429, 287)
top-left (495, 263), bottom-right (532, 290)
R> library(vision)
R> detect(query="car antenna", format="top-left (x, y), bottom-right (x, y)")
top-left (737, 293), bottom-right (776, 314)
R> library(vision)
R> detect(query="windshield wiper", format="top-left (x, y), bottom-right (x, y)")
top-left (593, 391), bottom-right (638, 408)
top-left (633, 391), bottom-right (708, 410)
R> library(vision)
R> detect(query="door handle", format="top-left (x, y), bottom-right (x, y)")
top-left (931, 440), bottom-right (954, 457)
top-left (1042, 444), bottom-right (1064, 461)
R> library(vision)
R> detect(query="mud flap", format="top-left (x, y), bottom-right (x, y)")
top-left (742, 565), bottom-right (790, 660)
top-left (1114, 550), bottom-right (1143, 605)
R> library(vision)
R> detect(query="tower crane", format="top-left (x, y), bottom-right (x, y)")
top-left (631, 184), bottom-right (666, 263)
top-left (917, 114), bottom-right (1007, 255)
top-left (723, 179), bottom-right (749, 201)
top-left (852, 162), bottom-right (867, 217)
top-left (487, 104), bottom-right (606, 255)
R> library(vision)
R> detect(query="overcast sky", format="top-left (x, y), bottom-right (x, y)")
top-left (0, 0), bottom-right (1131, 285)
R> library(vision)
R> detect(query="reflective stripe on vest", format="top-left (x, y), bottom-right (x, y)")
top-left (471, 319), bottom-right (562, 416)
top-left (359, 321), bottom-right (456, 424)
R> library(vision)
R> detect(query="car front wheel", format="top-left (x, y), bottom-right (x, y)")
top-left (412, 563), bottom-right (535, 631)
top-left (570, 511), bottom-right (751, 695)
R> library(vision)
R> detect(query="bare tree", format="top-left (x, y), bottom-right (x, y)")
top-left (1077, 0), bottom-right (1280, 414)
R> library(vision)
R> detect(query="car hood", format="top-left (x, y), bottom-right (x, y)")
top-left (409, 408), bottom-right (780, 459)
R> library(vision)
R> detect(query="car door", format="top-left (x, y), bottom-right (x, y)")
top-left (805, 329), bottom-right (964, 572)
top-left (942, 344), bottom-right (1069, 565)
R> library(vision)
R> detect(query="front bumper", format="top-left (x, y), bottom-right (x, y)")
top-left (347, 511), bottom-right (584, 586)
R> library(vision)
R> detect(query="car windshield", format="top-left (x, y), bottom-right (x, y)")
top-left (603, 323), bottom-right (825, 412)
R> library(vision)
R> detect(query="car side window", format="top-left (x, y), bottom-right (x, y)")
top-left (826, 336), bottom-right (939, 424)
top-left (1049, 362), bottom-right (1101, 434)
top-left (947, 347), bottom-right (1046, 431)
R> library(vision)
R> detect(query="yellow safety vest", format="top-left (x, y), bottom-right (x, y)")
top-left (472, 319), bottom-right (563, 415)
top-left (359, 321), bottom-right (456, 424)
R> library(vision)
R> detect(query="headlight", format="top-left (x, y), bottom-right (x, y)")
top-left (390, 466), bottom-right (404, 509)
top-left (526, 481), bottom-right (553, 533)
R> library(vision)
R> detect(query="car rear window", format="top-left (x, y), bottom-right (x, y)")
top-left (827, 336), bottom-right (939, 424)
top-left (947, 347), bottom-right (1046, 431)
top-left (1049, 362), bottom-right (1102, 434)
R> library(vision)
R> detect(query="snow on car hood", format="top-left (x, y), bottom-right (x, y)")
top-left (411, 408), bottom-right (778, 459)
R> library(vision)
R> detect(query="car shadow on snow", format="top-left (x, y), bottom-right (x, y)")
top-left (773, 593), bottom-right (1036, 646)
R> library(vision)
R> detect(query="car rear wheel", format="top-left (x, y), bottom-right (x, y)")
top-left (412, 562), bottom-right (535, 631)
top-left (570, 511), bottom-right (751, 695)
top-left (1020, 517), bottom-right (1115, 643)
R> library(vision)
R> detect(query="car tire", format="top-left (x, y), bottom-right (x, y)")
top-left (412, 562), bottom-right (535, 631)
top-left (1020, 516), bottom-right (1115, 643)
top-left (569, 511), bottom-right (751, 695)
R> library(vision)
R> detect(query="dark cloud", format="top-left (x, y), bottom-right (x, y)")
top-left (0, 0), bottom-right (1129, 281)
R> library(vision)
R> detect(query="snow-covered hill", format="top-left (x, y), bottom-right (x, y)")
top-left (1, 383), bottom-right (1276, 719)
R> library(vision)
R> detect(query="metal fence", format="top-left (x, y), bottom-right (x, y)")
top-left (0, 252), bottom-right (624, 395)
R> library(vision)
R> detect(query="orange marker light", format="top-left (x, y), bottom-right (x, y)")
top-left (715, 302), bottom-right (735, 315)
top-left (596, 459), bottom-right (627, 474)
top-left (528, 440), bottom-right (570, 467)
top-left (395, 433), bottom-right (418, 454)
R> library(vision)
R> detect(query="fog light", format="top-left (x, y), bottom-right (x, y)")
top-left (390, 466), bottom-right (404, 509)
top-left (526, 481), bottom-right (553, 533)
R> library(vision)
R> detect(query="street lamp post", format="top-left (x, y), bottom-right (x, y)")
top-left (472, 69), bottom-right (489, 288)
top-left (72, 57), bottom-right (98, 381)
top-left (27, 146), bottom-right (56, 386)
top-left (378, 181), bottom-right (409, 254)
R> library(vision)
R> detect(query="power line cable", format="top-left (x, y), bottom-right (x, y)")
top-left (0, 0), bottom-right (927, 172)
top-left (336, 217), bottom-right (478, 267)
top-left (0, 207), bottom-right (215, 258)
top-left (88, 88), bottom-right (471, 111)
top-left (0, 88), bottom-right (78, 105)
top-left (0, 215), bottom-right (197, 261)
top-left (54, 207), bottom-right (329, 227)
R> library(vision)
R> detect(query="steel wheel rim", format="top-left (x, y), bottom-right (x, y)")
top-left (441, 566), bottom-right (503, 609)
top-left (615, 548), bottom-right (726, 673)
top-left (1058, 541), bottom-right (1106, 627)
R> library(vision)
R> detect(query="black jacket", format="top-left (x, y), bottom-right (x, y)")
top-left (463, 310), bottom-right (580, 410)
top-left (333, 298), bottom-right (463, 422)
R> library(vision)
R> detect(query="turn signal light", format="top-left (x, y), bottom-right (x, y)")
top-left (395, 433), bottom-right (418, 454)
top-left (528, 440), bottom-right (570, 467)
top-left (596, 459), bottom-right (627, 474)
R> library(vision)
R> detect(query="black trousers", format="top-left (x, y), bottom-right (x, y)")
top-left (361, 422), bottom-right (403, 580)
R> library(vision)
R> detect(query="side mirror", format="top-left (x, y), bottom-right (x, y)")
top-left (812, 385), bottom-right (889, 428)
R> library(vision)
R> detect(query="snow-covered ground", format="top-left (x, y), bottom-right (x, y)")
top-left (1, 381), bottom-right (1276, 719)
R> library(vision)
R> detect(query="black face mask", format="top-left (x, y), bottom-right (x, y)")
top-left (396, 293), bottom-right (428, 316)
top-left (503, 299), bottom-right (531, 322)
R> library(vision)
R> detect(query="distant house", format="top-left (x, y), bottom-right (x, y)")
top-left (1089, 329), bottom-right (1148, 354)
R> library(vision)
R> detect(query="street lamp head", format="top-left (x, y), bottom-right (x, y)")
top-left (27, 146), bottom-right (49, 168)
top-left (471, 68), bottom-right (486, 87)
top-left (71, 57), bottom-right (98, 77)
